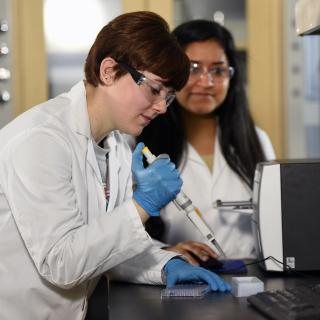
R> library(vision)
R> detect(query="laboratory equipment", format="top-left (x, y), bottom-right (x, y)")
top-left (252, 160), bottom-right (320, 271)
top-left (142, 146), bottom-right (226, 258)
top-left (231, 277), bottom-right (264, 298)
top-left (0, 0), bottom-right (13, 127)
top-left (295, 0), bottom-right (320, 35)
top-left (214, 199), bottom-right (253, 211)
top-left (161, 284), bottom-right (210, 298)
top-left (213, 159), bottom-right (320, 272)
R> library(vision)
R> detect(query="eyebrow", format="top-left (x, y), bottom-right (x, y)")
top-left (190, 60), bottom-right (227, 66)
top-left (146, 75), bottom-right (175, 93)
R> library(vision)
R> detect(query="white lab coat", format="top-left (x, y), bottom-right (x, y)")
top-left (161, 128), bottom-right (276, 259)
top-left (0, 81), bottom-right (176, 320)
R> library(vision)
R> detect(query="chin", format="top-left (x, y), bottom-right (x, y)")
top-left (187, 101), bottom-right (219, 114)
top-left (127, 127), bottom-right (143, 137)
top-left (190, 106), bottom-right (218, 115)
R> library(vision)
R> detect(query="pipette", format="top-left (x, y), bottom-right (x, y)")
top-left (142, 146), bottom-right (226, 258)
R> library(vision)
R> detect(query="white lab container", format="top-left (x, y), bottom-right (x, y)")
top-left (231, 277), bottom-right (264, 297)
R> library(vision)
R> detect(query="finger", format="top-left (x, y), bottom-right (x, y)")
top-left (217, 279), bottom-right (231, 292)
top-left (180, 242), bottom-right (211, 261)
top-left (163, 246), bottom-right (199, 266)
top-left (151, 157), bottom-right (170, 169)
top-left (182, 253), bottom-right (200, 266)
top-left (165, 179), bottom-right (182, 194)
top-left (132, 142), bottom-right (145, 171)
top-left (166, 274), bottom-right (178, 288)
top-left (167, 169), bottom-right (181, 179)
top-left (198, 271), bottom-right (218, 291)
top-left (224, 282), bottom-right (231, 292)
top-left (192, 242), bottom-right (219, 258)
top-left (191, 268), bottom-right (227, 292)
top-left (189, 248), bottom-right (209, 261)
top-left (205, 271), bottom-right (230, 292)
top-left (156, 153), bottom-right (170, 160)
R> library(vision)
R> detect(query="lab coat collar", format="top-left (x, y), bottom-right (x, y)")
top-left (184, 129), bottom-right (227, 188)
top-left (105, 133), bottom-right (121, 211)
top-left (211, 132), bottom-right (228, 189)
top-left (67, 81), bottom-right (120, 157)
top-left (86, 131), bottom-right (121, 212)
top-left (86, 132), bottom-right (120, 181)
top-left (70, 80), bottom-right (92, 176)
top-left (67, 81), bottom-right (122, 212)
top-left (67, 81), bottom-right (91, 139)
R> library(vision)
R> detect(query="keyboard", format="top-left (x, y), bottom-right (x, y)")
top-left (247, 283), bottom-right (320, 320)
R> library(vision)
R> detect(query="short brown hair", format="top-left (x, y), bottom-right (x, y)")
top-left (84, 11), bottom-right (189, 90)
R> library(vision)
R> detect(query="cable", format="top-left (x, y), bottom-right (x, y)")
top-left (243, 256), bottom-right (315, 278)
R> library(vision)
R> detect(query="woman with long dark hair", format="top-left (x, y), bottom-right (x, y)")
top-left (138, 20), bottom-right (275, 263)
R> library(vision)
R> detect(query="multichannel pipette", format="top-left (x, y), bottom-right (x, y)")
top-left (142, 146), bottom-right (226, 258)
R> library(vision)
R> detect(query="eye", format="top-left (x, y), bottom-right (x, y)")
top-left (190, 62), bottom-right (201, 74)
top-left (149, 84), bottom-right (161, 96)
top-left (211, 66), bottom-right (226, 76)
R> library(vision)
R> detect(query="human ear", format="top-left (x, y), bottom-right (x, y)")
top-left (100, 57), bottom-right (117, 85)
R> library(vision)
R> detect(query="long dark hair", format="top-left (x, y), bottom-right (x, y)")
top-left (137, 19), bottom-right (266, 188)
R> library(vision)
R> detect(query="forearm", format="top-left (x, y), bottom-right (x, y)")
top-left (22, 200), bottom-right (152, 289)
top-left (108, 245), bottom-right (177, 285)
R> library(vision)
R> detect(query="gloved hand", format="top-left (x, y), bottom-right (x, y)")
top-left (132, 142), bottom-right (182, 216)
top-left (164, 258), bottom-right (231, 292)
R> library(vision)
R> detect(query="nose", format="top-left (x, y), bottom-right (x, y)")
top-left (152, 100), bottom-right (167, 114)
top-left (198, 72), bottom-right (214, 86)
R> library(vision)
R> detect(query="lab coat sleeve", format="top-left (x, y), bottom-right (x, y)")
top-left (107, 137), bottom-right (179, 284)
top-left (1, 129), bottom-right (153, 289)
top-left (256, 127), bottom-right (276, 160)
top-left (151, 238), bottom-right (168, 248)
top-left (108, 246), bottom-right (178, 285)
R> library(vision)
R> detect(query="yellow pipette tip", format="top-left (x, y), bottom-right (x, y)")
top-left (141, 146), bottom-right (156, 163)
top-left (142, 146), bottom-right (150, 154)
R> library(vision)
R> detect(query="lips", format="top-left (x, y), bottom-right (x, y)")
top-left (142, 114), bottom-right (152, 121)
top-left (140, 114), bottom-right (153, 125)
top-left (191, 92), bottom-right (214, 97)
top-left (190, 92), bottom-right (215, 101)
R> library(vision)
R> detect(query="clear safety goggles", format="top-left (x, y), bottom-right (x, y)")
top-left (117, 61), bottom-right (176, 108)
top-left (189, 61), bottom-right (235, 84)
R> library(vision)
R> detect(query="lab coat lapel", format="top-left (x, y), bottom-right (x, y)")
top-left (106, 135), bottom-right (120, 212)
top-left (67, 81), bottom-right (91, 177)
top-left (87, 140), bottom-right (103, 184)
top-left (67, 82), bottom-right (102, 186)
top-left (185, 144), bottom-right (213, 195)
top-left (67, 81), bottom-right (92, 221)
top-left (68, 81), bottom-right (91, 141)
top-left (211, 133), bottom-right (227, 189)
top-left (184, 132), bottom-right (227, 192)
top-left (186, 143), bottom-right (209, 168)
top-left (86, 139), bottom-right (108, 219)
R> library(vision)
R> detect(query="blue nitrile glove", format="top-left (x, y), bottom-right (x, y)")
top-left (164, 258), bottom-right (231, 292)
top-left (132, 142), bottom-right (182, 216)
